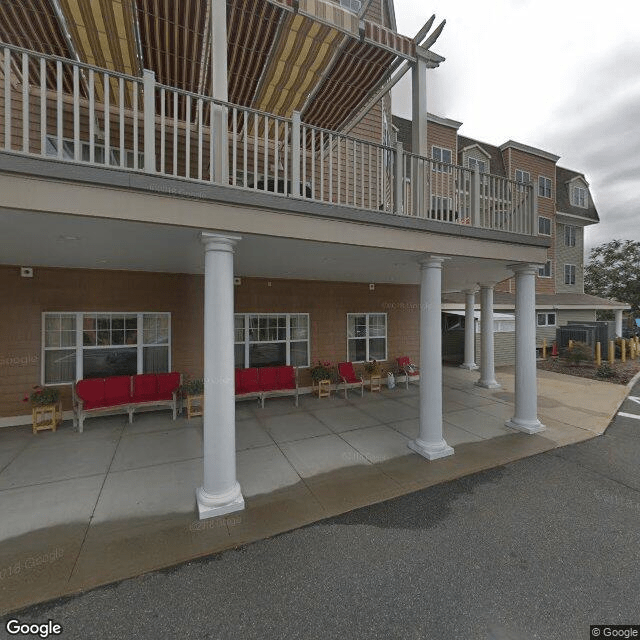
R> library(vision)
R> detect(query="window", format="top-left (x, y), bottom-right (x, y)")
top-left (538, 216), bottom-right (552, 236)
top-left (538, 261), bottom-right (552, 278)
top-left (42, 312), bottom-right (170, 384)
top-left (537, 312), bottom-right (556, 327)
top-left (538, 176), bottom-right (552, 198)
top-left (432, 146), bottom-right (452, 172)
top-left (564, 225), bottom-right (576, 247)
top-left (467, 157), bottom-right (486, 173)
top-left (234, 313), bottom-right (309, 368)
top-left (564, 264), bottom-right (576, 285)
top-left (515, 169), bottom-right (530, 184)
top-left (340, 0), bottom-right (362, 12)
top-left (572, 186), bottom-right (587, 208)
top-left (347, 313), bottom-right (387, 362)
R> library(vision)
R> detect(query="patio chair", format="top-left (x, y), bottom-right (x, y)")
top-left (337, 362), bottom-right (364, 399)
top-left (396, 356), bottom-right (419, 390)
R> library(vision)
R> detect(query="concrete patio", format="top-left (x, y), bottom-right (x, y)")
top-left (0, 365), bottom-right (629, 614)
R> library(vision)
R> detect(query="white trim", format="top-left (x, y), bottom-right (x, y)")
top-left (564, 224), bottom-right (577, 247)
top-left (426, 113), bottom-right (463, 129)
top-left (460, 143), bottom-right (491, 159)
top-left (536, 311), bottom-right (556, 327)
top-left (564, 263), bottom-right (576, 285)
top-left (538, 175), bottom-right (553, 199)
top-left (538, 216), bottom-right (552, 236)
top-left (538, 260), bottom-right (552, 278)
top-left (571, 185), bottom-right (588, 208)
top-left (431, 145), bottom-right (453, 166)
top-left (556, 210), bottom-right (595, 225)
top-left (515, 169), bottom-right (531, 184)
top-left (499, 140), bottom-right (560, 162)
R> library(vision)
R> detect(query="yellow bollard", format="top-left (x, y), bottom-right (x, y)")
top-left (542, 338), bottom-right (547, 359)
top-left (568, 339), bottom-right (574, 351)
top-left (621, 339), bottom-right (626, 363)
top-left (609, 340), bottom-right (615, 365)
top-left (595, 342), bottom-right (601, 367)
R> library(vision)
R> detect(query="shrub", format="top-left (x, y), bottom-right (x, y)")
top-left (564, 341), bottom-right (593, 366)
top-left (23, 385), bottom-right (60, 406)
top-left (595, 363), bottom-right (616, 379)
top-left (310, 361), bottom-right (334, 383)
top-left (181, 377), bottom-right (204, 396)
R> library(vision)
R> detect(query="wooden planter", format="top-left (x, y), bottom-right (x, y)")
top-left (367, 375), bottom-right (382, 392)
top-left (312, 379), bottom-right (331, 398)
top-left (32, 402), bottom-right (62, 434)
top-left (186, 394), bottom-right (204, 419)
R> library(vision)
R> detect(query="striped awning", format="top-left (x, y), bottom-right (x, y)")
top-left (0, 0), bottom-right (418, 131)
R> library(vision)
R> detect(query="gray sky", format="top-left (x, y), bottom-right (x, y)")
top-left (391, 0), bottom-right (640, 253)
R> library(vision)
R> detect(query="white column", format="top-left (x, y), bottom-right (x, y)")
top-left (460, 289), bottom-right (478, 370)
top-left (476, 283), bottom-right (501, 389)
top-left (506, 264), bottom-right (545, 433)
top-left (408, 257), bottom-right (454, 460)
top-left (196, 233), bottom-right (244, 519)
top-left (615, 309), bottom-right (623, 338)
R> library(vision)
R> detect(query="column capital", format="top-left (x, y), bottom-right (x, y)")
top-left (200, 232), bottom-right (241, 252)
top-left (507, 262), bottom-right (540, 276)
top-left (477, 282), bottom-right (496, 290)
top-left (418, 255), bottom-right (448, 269)
top-left (462, 288), bottom-right (478, 296)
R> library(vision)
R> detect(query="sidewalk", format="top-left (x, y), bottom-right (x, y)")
top-left (0, 366), bottom-right (630, 614)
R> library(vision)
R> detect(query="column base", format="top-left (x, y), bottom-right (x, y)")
top-left (475, 379), bottom-right (501, 389)
top-left (505, 417), bottom-right (546, 434)
top-left (460, 362), bottom-right (479, 370)
top-left (196, 483), bottom-right (245, 520)
top-left (408, 438), bottom-right (454, 461)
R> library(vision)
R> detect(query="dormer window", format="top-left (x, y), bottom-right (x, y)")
top-left (340, 0), bottom-right (362, 13)
top-left (468, 157), bottom-right (487, 173)
top-left (572, 186), bottom-right (587, 208)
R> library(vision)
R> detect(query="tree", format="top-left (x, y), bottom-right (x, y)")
top-left (584, 239), bottom-right (640, 317)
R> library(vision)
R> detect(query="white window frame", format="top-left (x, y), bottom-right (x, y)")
top-left (42, 312), bottom-right (171, 385)
top-left (339, 0), bottom-right (362, 13)
top-left (564, 264), bottom-right (576, 285)
top-left (564, 225), bottom-right (577, 247)
top-left (432, 145), bottom-right (453, 172)
top-left (537, 312), bottom-right (556, 327)
top-left (538, 261), bottom-right (552, 278)
top-left (346, 313), bottom-right (388, 363)
top-left (538, 175), bottom-right (552, 198)
top-left (234, 313), bottom-right (310, 369)
top-left (467, 157), bottom-right (487, 173)
top-left (45, 134), bottom-right (145, 170)
top-left (515, 169), bottom-right (531, 184)
top-left (538, 216), bottom-right (552, 236)
top-left (572, 186), bottom-right (587, 208)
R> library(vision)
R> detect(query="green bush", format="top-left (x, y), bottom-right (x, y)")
top-left (564, 341), bottom-right (593, 366)
top-left (595, 363), bottom-right (615, 379)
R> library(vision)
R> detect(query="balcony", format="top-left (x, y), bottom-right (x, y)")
top-left (0, 43), bottom-right (537, 237)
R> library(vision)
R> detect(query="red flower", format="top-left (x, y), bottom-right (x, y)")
top-left (22, 395), bottom-right (29, 403)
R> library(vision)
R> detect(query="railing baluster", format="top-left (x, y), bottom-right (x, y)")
top-left (160, 87), bottom-right (165, 174)
top-left (197, 97), bottom-right (203, 180)
top-left (172, 91), bottom-right (178, 175)
top-left (3, 48), bottom-right (10, 150)
top-left (310, 127), bottom-right (315, 199)
top-left (337, 136), bottom-right (341, 204)
top-left (283, 120), bottom-right (288, 195)
top-left (274, 116), bottom-right (279, 193)
top-left (328, 133), bottom-right (333, 202)
top-left (253, 112), bottom-right (258, 189)
top-left (185, 94), bottom-right (191, 178)
top-left (320, 130), bottom-right (324, 202)
top-left (119, 77), bottom-right (125, 167)
top-left (243, 110), bottom-right (248, 188)
top-left (232, 106), bottom-right (237, 186)
top-left (103, 71), bottom-right (110, 165)
top-left (263, 115), bottom-right (268, 191)
top-left (301, 125), bottom-right (306, 197)
top-left (56, 60), bottom-right (63, 159)
top-left (133, 81), bottom-right (139, 169)
top-left (22, 52), bottom-right (29, 153)
top-left (40, 57), bottom-right (47, 156)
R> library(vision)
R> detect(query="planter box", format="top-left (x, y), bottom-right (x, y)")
top-left (313, 379), bottom-right (331, 398)
top-left (32, 402), bottom-right (62, 434)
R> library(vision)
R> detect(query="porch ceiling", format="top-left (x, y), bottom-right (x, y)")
top-left (0, 209), bottom-right (519, 291)
top-left (0, 0), bottom-right (416, 130)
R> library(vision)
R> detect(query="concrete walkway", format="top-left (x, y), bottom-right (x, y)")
top-left (0, 366), bottom-right (629, 614)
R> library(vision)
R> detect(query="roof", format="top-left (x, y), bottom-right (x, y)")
top-left (457, 135), bottom-right (506, 177)
top-left (392, 114), bottom-right (462, 154)
top-left (555, 166), bottom-right (600, 223)
top-left (499, 140), bottom-right (560, 163)
top-left (443, 292), bottom-right (629, 310)
top-left (0, 0), bottom-right (419, 131)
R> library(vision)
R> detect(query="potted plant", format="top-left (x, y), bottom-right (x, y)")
top-left (23, 385), bottom-right (62, 434)
top-left (363, 360), bottom-right (382, 391)
top-left (180, 376), bottom-right (204, 419)
top-left (310, 361), bottom-right (333, 398)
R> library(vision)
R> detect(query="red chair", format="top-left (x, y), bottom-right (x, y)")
top-left (396, 356), bottom-right (419, 389)
top-left (337, 362), bottom-right (364, 399)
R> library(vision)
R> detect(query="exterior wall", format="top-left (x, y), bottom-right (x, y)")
top-left (555, 223), bottom-right (585, 294)
top-left (426, 121), bottom-right (458, 160)
top-left (474, 332), bottom-right (515, 366)
top-left (534, 308), bottom-right (596, 347)
top-left (0, 266), bottom-right (423, 419)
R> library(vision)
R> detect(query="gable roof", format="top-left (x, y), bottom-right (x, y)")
top-left (457, 135), bottom-right (506, 177)
top-left (556, 166), bottom-right (599, 223)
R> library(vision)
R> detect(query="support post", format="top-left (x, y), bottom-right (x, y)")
top-left (196, 233), bottom-right (244, 519)
top-left (408, 256), bottom-right (454, 461)
top-left (291, 111), bottom-right (301, 197)
top-left (476, 283), bottom-right (500, 389)
top-left (615, 309), bottom-right (623, 338)
top-left (506, 264), bottom-right (545, 433)
top-left (143, 69), bottom-right (156, 173)
top-left (460, 289), bottom-right (478, 370)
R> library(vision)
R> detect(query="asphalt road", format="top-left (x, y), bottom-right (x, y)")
top-left (4, 380), bottom-right (640, 640)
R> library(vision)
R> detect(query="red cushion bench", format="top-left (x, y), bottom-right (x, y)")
top-left (234, 365), bottom-right (298, 408)
top-left (72, 372), bottom-right (181, 432)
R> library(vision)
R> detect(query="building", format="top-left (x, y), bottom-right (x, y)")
top-left (393, 114), bottom-right (628, 364)
top-left (0, 0), bottom-right (600, 519)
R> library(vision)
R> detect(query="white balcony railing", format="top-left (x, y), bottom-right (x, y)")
top-left (0, 43), bottom-right (536, 236)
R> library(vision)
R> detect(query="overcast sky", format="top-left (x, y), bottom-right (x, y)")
top-left (391, 0), bottom-right (640, 253)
